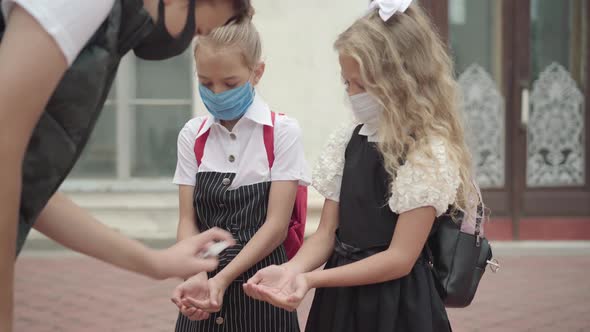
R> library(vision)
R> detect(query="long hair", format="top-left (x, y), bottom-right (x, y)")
top-left (334, 4), bottom-right (475, 214)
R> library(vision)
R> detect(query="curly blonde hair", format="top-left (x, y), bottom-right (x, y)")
top-left (334, 4), bottom-right (476, 215)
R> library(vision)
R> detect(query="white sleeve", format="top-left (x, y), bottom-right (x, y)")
top-left (389, 138), bottom-right (461, 217)
top-left (1, 0), bottom-right (115, 65)
top-left (270, 116), bottom-right (311, 185)
top-left (173, 118), bottom-right (204, 186)
top-left (311, 123), bottom-right (356, 202)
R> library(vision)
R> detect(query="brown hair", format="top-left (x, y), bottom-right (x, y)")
top-left (230, 0), bottom-right (254, 22)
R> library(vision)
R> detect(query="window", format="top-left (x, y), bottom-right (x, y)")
top-left (67, 1), bottom-right (366, 185)
top-left (448, 0), bottom-right (503, 84)
top-left (69, 50), bottom-right (195, 180)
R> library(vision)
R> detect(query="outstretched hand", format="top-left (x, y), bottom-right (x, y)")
top-left (153, 228), bottom-right (235, 280)
top-left (243, 265), bottom-right (310, 311)
top-left (181, 277), bottom-right (227, 314)
top-left (171, 274), bottom-right (211, 321)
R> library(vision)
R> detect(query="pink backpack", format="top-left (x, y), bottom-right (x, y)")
top-left (193, 112), bottom-right (307, 259)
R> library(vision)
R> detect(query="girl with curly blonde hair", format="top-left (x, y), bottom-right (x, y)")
top-left (244, 2), bottom-right (476, 331)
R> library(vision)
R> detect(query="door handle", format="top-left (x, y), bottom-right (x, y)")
top-left (520, 82), bottom-right (530, 130)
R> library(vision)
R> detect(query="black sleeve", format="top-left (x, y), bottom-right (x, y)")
top-left (0, 3), bottom-right (5, 41)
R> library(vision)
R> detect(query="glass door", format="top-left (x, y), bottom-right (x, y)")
top-left (447, 0), bottom-right (511, 216)
top-left (437, 0), bottom-right (590, 238)
top-left (512, 0), bottom-right (589, 220)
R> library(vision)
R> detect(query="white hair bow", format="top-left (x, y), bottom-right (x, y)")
top-left (368, 0), bottom-right (413, 22)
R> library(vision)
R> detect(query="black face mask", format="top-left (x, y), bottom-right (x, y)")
top-left (134, 0), bottom-right (196, 60)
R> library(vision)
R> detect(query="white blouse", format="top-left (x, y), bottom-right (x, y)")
top-left (174, 94), bottom-right (311, 189)
top-left (2, 0), bottom-right (115, 65)
top-left (312, 124), bottom-right (460, 217)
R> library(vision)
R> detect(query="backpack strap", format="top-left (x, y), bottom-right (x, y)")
top-left (193, 119), bottom-right (210, 166)
top-left (263, 112), bottom-right (277, 168)
top-left (196, 113), bottom-right (279, 168)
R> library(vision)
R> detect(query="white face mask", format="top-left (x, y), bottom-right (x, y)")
top-left (349, 92), bottom-right (382, 126)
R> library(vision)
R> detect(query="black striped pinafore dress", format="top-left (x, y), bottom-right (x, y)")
top-left (175, 170), bottom-right (300, 332)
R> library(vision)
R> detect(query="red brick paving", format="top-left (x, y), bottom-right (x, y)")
top-left (13, 254), bottom-right (590, 332)
top-left (486, 217), bottom-right (590, 241)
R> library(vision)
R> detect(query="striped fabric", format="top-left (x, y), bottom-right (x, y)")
top-left (175, 171), bottom-right (299, 332)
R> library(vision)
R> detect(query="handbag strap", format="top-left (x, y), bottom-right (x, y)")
top-left (471, 179), bottom-right (485, 246)
top-left (424, 244), bottom-right (435, 270)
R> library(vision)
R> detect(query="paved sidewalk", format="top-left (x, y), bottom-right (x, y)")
top-left (13, 251), bottom-right (590, 332)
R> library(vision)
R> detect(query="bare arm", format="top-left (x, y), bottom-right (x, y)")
top-left (177, 185), bottom-right (200, 242)
top-left (283, 199), bottom-right (339, 273)
top-left (258, 207), bottom-right (438, 312)
top-left (214, 180), bottom-right (298, 285)
top-left (176, 184), bottom-right (208, 282)
top-left (305, 207), bottom-right (436, 288)
top-left (0, 6), bottom-right (69, 330)
top-left (34, 192), bottom-right (233, 280)
top-left (171, 185), bottom-right (211, 320)
top-left (241, 199), bottom-right (339, 308)
top-left (34, 193), bottom-right (158, 277)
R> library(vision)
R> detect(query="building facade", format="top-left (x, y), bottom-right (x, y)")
top-left (64, 0), bottom-right (589, 240)
top-left (421, 0), bottom-right (589, 239)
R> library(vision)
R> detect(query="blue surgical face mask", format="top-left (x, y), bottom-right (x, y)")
top-left (198, 82), bottom-right (255, 121)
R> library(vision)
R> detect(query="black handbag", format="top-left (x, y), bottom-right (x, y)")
top-left (425, 187), bottom-right (499, 308)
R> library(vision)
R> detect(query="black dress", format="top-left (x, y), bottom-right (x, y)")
top-left (305, 125), bottom-right (452, 332)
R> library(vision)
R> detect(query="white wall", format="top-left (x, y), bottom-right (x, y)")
top-left (195, 0), bottom-right (366, 164)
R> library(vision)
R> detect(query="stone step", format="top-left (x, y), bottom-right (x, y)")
top-left (22, 190), bottom-right (324, 252)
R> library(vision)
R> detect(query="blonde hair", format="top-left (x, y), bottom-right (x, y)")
top-left (334, 4), bottom-right (475, 215)
top-left (195, 19), bottom-right (262, 69)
